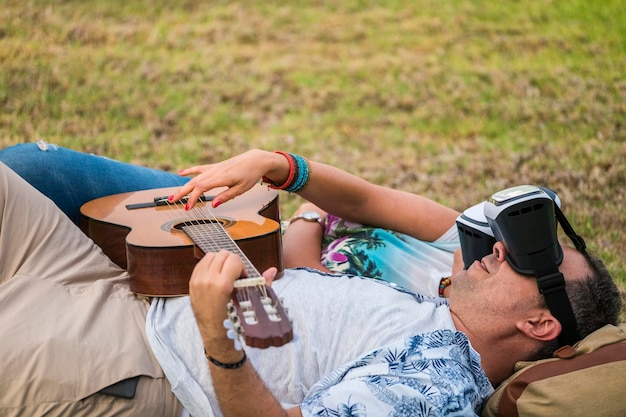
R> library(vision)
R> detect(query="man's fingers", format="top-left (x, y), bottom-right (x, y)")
top-left (262, 267), bottom-right (278, 285)
top-left (190, 250), bottom-right (245, 296)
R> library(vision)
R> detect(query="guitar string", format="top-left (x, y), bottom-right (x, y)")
top-left (177, 196), bottom-right (283, 325)
top-left (160, 194), bottom-right (265, 303)
top-left (156, 191), bottom-right (288, 340)
top-left (197, 200), bottom-right (267, 307)
top-left (153, 196), bottom-right (254, 321)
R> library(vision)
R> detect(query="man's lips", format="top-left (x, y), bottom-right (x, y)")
top-left (472, 259), bottom-right (489, 273)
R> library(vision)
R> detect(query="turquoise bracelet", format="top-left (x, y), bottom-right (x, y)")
top-left (285, 153), bottom-right (310, 193)
top-left (263, 151), bottom-right (310, 193)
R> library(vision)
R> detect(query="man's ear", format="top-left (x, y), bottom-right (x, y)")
top-left (516, 312), bottom-right (562, 342)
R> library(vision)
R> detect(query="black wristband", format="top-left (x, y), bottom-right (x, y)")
top-left (204, 349), bottom-right (247, 369)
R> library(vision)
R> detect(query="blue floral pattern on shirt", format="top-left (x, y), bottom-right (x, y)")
top-left (300, 329), bottom-right (493, 417)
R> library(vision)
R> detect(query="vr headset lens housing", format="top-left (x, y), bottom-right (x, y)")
top-left (484, 185), bottom-right (562, 276)
top-left (456, 185), bottom-right (565, 274)
top-left (456, 202), bottom-right (496, 270)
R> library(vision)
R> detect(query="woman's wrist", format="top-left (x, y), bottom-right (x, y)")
top-left (290, 204), bottom-right (327, 229)
top-left (293, 202), bottom-right (326, 218)
top-left (258, 150), bottom-right (289, 186)
top-left (262, 151), bottom-right (311, 193)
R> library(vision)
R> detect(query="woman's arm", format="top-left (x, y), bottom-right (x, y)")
top-left (170, 149), bottom-right (460, 242)
top-left (297, 161), bottom-right (459, 241)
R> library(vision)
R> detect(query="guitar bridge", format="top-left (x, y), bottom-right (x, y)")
top-left (125, 194), bottom-right (214, 210)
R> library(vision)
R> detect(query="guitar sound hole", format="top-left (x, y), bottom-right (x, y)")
top-left (171, 217), bottom-right (235, 232)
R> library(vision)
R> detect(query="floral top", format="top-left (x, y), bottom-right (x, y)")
top-left (321, 215), bottom-right (460, 296)
top-left (301, 329), bottom-right (493, 417)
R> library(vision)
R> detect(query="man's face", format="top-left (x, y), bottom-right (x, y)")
top-left (448, 243), bottom-right (588, 329)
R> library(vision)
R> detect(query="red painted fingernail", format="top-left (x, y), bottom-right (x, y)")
top-left (213, 200), bottom-right (222, 208)
top-left (168, 195), bottom-right (174, 202)
top-left (185, 203), bottom-right (190, 210)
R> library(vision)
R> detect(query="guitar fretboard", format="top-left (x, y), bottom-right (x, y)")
top-left (181, 218), bottom-right (293, 349)
top-left (182, 221), bottom-right (262, 282)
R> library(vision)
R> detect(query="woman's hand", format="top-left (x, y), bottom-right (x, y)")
top-left (169, 149), bottom-right (289, 210)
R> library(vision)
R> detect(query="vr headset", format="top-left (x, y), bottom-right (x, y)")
top-left (456, 185), bottom-right (587, 347)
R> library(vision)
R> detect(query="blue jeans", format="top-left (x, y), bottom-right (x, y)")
top-left (0, 142), bottom-right (189, 224)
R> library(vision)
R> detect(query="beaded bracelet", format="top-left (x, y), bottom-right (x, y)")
top-left (439, 276), bottom-right (452, 298)
top-left (262, 151), bottom-right (296, 190)
top-left (205, 348), bottom-right (247, 369)
top-left (262, 151), bottom-right (310, 193)
top-left (285, 155), bottom-right (310, 193)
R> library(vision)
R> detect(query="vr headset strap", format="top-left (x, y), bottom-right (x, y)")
top-left (534, 204), bottom-right (587, 347)
top-left (555, 206), bottom-right (587, 254)
top-left (535, 258), bottom-right (581, 347)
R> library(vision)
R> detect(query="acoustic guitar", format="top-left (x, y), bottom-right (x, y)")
top-left (80, 184), bottom-right (292, 348)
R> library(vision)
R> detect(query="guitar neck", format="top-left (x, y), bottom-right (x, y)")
top-left (182, 222), bottom-right (262, 280)
top-left (182, 219), bottom-right (293, 349)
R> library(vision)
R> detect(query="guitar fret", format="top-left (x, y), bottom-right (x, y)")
top-left (234, 277), bottom-right (266, 288)
top-left (178, 214), bottom-right (292, 348)
top-left (182, 223), bottom-right (261, 279)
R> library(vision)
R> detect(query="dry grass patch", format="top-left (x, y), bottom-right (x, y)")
top-left (1, 1), bottom-right (624, 301)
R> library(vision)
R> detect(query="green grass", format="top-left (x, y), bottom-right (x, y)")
top-left (1, 0), bottom-right (624, 294)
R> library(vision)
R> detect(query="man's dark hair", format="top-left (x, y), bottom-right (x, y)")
top-left (568, 251), bottom-right (623, 338)
top-left (533, 251), bottom-right (623, 360)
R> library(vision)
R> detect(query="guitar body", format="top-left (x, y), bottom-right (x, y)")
top-left (80, 185), bottom-right (283, 297)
